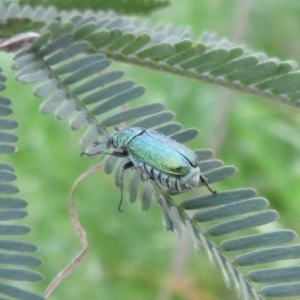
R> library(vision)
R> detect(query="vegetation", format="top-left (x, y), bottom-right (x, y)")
top-left (1, 1), bottom-right (300, 299)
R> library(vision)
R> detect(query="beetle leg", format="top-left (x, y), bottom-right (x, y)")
top-left (200, 175), bottom-right (217, 194)
top-left (81, 149), bottom-right (129, 158)
top-left (117, 161), bottom-right (135, 212)
top-left (92, 140), bottom-right (105, 146)
top-left (147, 179), bottom-right (173, 231)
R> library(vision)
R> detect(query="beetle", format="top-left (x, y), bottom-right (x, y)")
top-left (82, 126), bottom-right (216, 229)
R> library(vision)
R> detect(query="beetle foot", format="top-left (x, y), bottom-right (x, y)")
top-left (157, 198), bottom-right (173, 231)
top-left (118, 187), bottom-right (124, 212)
top-left (200, 175), bottom-right (217, 194)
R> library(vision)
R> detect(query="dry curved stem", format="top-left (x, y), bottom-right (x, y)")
top-left (0, 32), bottom-right (40, 52)
top-left (43, 162), bottom-right (103, 298)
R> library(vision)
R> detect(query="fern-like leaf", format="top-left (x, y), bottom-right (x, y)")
top-left (19, 0), bottom-right (169, 14)
top-left (178, 187), bottom-right (300, 299)
top-left (51, 11), bottom-right (300, 107)
top-left (4, 5), bottom-right (300, 300)
top-left (0, 4), bottom-right (56, 38)
top-left (0, 67), bottom-right (44, 300)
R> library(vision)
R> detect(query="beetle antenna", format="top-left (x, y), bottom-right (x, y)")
top-left (93, 140), bottom-right (107, 147)
top-left (200, 175), bottom-right (217, 194)
top-left (81, 151), bottom-right (103, 157)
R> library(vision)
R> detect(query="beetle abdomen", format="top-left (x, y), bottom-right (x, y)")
top-left (133, 159), bottom-right (200, 192)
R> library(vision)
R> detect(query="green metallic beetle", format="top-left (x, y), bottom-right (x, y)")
top-left (82, 127), bottom-right (216, 228)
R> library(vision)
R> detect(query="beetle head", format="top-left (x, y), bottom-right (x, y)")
top-left (106, 127), bottom-right (120, 148)
top-left (107, 127), bottom-right (144, 149)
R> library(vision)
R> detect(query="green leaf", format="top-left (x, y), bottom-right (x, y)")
top-left (39, 33), bottom-right (73, 56)
top-left (194, 198), bottom-right (268, 222)
top-left (137, 43), bottom-right (175, 59)
top-left (199, 159), bottom-right (223, 173)
top-left (0, 105), bottom-right (13, 116)
top-left (0, 182), bottom-right (19, 194)
top-left (0, 170), bottom-right (17, 181)
top-left (211, 56), bottom-right (258, 77)
top-left (155, 123), bottom-right (182, 135)
top-left (101, 103), bottom-right (165, 127)
top-left (0, 268), bottom-right (43, 282)
top-left (181, 48), bottom-right (230, 69)
top-left (206, 210), bottom-right (278, 236)
top-left (80, 124), bottom-right (98, 148)
top-left (13, 53), bottom-right (36, 70)
top-left (0, 197), bottom-right (27, 209)
top-left (107, 33), bottom-right (135, 51)
top-left (262, 283), bottom-right (300, 298)
top-left (0, 66), bottom-right (43, 300)
top-left (74, 22), bottom-right (97, 40)
top-left (166, 43), bottom-right (206, 65)
top-left (82, 80), bottom-right (135, 105)
top-left (63, 60), bottom-right (111, 85)
top-left (249, 266), bottom-right (300, 283)
top-left (204, 165), bottom-right (237, 183)
top-left (180, 189), bottom-right (257, 210)
top-left (55, 99), bottom-right (76, 120)
top-left (0, 239), bottom-right (37, 252)
top-left (174, 39), bottom-right (193, 52)
top-left (0, 224), bottom-right (30, 235)
top-left (88, 30), bottom-right (112, 48)
top-left (18, 0), bottom-right (169, 14)
top-left (18, 69), bottom-right (49, 83)
top-left (257, 72), bottom-right (300, 90)
top-left (73, 71), bottom-right (124, 95)
top-left (39, 90), bottom-right (66, 114)
top-left (121, 34), bottom-right (151, 55)
top-left (0, 253), bottom-right (41, 266)
top-left (46, 41), bottom-right (91, 65)
top-left (170, 128), bottom-right (198, 143)
top-left (131, 111), bottom-right (175, 128)
top-left (69, 111), bottom-right (87, 131)
top-left (91, 86), bottom-right (146, 116)
top-left (54, 54), bottom-right (104, 75)
top-left (236, 244), bottom-right (300, 266)
top-left (0, 282), bottom-right (44, 299)
top-left (0, 96), bottom-right (11, 106)
top-left (237, 61), bottom-right (279, 83)
top-left (34, 79), bottom-right (58, 97)
top-left (221, 230), bottom-right (296, 251)
top-left (0, 119), bottom-right (18, 130)
top-left (196, 46), bottom-right (244, 73)
top-left (0, 210), bottom-right (27, 221)
top-left (31, 31), bottom-right (51, 51)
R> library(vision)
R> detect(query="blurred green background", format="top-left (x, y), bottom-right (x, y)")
top-left (2, 0), bottom-right (300, 299)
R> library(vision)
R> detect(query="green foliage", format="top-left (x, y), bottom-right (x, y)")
top-left (0, 5), bottom-right (56, 38)
top-left (19, 0), bottom-right (170, 14)
top-left (0, 68), bottom-right (44, 299)
top-left (1, 1), bottom-right (300, 300)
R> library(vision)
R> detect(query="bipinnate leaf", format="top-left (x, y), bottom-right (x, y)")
top-left (0, 68), bottom-right (44, 299)
top-left (3, 4), bottom-right (300, 300)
